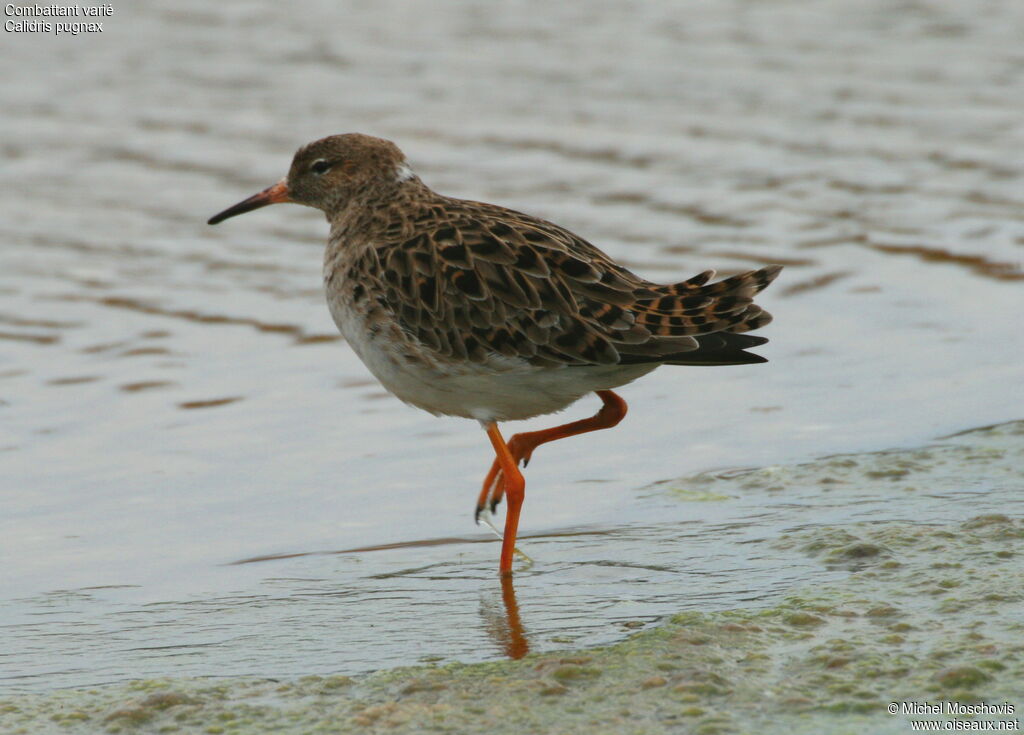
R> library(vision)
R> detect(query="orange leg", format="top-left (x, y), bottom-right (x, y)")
top-left (484, 422), bottom-right (525, 576)
top-left (476, 390), bottom-right (628, 521)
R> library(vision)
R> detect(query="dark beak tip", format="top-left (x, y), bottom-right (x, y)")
top-left (205, 180), bottom-right (290, 227)
top-left (207, 206), bottom-right (236, 225)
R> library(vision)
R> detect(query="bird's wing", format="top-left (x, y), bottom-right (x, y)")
top-left (375, 197), bottom-right (781, 368)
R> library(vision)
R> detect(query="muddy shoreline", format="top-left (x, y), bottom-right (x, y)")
top-left (4, 420), bottom-right (1021, 734)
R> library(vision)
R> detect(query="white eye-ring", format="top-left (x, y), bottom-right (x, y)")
top-left (310, 159), bottom-right (332, 175)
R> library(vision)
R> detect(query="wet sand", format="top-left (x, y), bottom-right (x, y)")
top-left (2, 420), bottom-right (1022, 734)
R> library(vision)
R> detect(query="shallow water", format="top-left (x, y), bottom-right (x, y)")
top-left (2, 0), bottom-right (1023, 692)
top-left (3, 422), bottom-right (1022, 734)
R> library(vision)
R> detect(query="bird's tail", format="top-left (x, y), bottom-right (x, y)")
top-left (618, 265), bottom-right (783, 366)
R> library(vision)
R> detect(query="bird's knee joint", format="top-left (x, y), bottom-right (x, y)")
top-left (505, 475), bottom-right (525, 499)
top-left (599, 406), bottom-right (626, 426)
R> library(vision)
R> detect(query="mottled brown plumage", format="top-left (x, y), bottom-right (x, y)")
top-left (208, 133), bottom-right (782, 575)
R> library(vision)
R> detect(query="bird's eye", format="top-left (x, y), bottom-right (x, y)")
top-left (310, 159), bottom-right (332, 175)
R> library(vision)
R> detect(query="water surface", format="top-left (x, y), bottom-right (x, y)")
top-left (1, 0), bottom-right (1022, 692)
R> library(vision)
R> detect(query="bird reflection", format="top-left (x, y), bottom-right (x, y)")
top-left (480, 574), bottom-right (529, 659)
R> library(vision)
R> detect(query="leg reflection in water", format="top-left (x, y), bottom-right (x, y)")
top-left (480, 575), bottom-right (529, 659)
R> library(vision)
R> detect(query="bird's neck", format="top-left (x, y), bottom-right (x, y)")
top-left (325, 176), bottom-right (435, 245)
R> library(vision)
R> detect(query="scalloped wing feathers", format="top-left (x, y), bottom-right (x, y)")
top-left (354, 196), bottom-right (781, 369)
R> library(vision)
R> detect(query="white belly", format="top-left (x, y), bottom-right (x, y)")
top-left (325, 292), bottom-right (656, 422)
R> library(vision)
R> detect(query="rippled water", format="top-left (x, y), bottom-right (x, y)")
top-left (2, 0), bottom-right (1023, 691)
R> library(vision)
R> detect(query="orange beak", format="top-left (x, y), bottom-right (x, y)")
top-left (207, 179), bottom-right (291, 225)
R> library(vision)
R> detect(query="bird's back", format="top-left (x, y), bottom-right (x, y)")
top-left (328, 188), bottom-right (781, 369)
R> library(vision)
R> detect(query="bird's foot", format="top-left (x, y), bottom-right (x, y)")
top-left (476, 503), bottom-right (532, 567)
top-left (476, 504), bottom-right (504, 539)
top-left (475, 435), bottom-right (538, 522)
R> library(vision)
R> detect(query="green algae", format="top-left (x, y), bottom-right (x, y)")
top-left (2, 421), bottom-right (1022, 735)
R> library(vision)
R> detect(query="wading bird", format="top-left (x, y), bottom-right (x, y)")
top-left (209, 134), bottom-right (781, 575)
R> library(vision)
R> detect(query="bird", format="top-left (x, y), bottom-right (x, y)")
top-left (208, 133), bottom-right (781, 576)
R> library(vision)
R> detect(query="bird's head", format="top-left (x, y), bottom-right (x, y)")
top-left (208, 133), bottom-right (415, 225)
